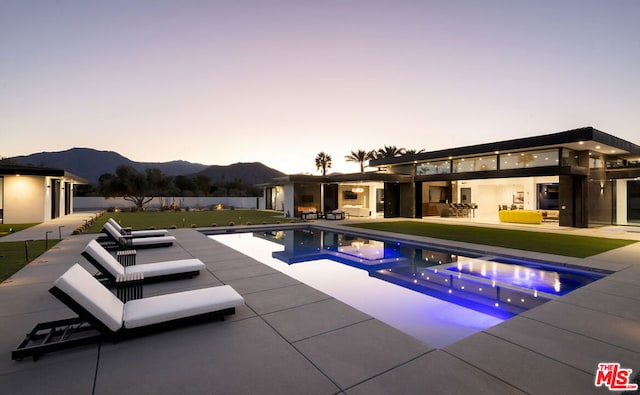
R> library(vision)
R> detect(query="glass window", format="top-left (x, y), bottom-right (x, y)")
top-left (452, 155), bottom-right (497, 173)
top-left (606, 158), bottom-right (625, 168)
top-left (589, 154), bottom-right (604, 169)
top-left (501, 149), bottom-right (559, 170)
top-left (628, 180), bottom-right (640, 223)
top-left (561, 149), bottom-right (579, 166)
top-left (537, 183), bottom-right (559, 210)
top-left (416, 160), bottom-right (450, 175)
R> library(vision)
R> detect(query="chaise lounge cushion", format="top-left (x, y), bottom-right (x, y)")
top-left (126, 259), bottom-right (205, 278)
top-left (83, 240), bottom-right (205, 280)
top-left (52, 264), bottom-right (245, 333)
top-left (107, 218), bottom-right (169, 237)
top-left (54, 264), bottom-right (125, 332)
top-left (103, 222), bottom-right (176, 247)
top-left (123, 285), bottom-right (243, 329)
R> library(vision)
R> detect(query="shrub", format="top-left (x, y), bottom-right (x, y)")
top-left (228, 221), bottom-right (235, 226)
top-left (210, 223), bottom-right (217, 227)
top-left (190, 224), bottom-right (197, 228)
top-left (170, 225), bottom-right (178, 229)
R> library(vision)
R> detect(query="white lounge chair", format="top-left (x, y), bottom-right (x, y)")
top-left (13, 264), bottom-right (244, 360)
top-left (107, 218), bottom-right (169, 238)
top-left (82, 240), bottom-right (205, 282)
top-left (103, 222), bottom-right (175, 249)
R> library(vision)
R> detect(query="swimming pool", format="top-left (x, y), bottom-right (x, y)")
top-left (209, 227), bottom-right (607, 347)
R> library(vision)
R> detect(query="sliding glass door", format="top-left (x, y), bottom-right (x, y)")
top-left (628, 180), bottom-right (640, 223)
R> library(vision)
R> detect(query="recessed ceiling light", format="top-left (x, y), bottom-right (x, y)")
top-left (596, 145), bottom-right (601, 149)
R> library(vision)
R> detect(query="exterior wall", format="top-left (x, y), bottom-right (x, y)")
top-left (284, 183), bottom-right (295, 217)
top-left (616, 179), bottom-right (627, 225)
top-left (3, 175), bottom-right (46, 223)
top-left (74, 196), bottom-right (263, 211)
top-left (274, 186), bottom-right (285, 212)
top-left (588, 179), bottom-right (614, 225)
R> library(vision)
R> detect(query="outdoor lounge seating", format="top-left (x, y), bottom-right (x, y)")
top-left (82, 240), bottom-right (205, 283)
top-left (325, 210), bottom-right (345, 220)
top-left (102, 222), bottom-right (175, 249)
top-left (300, 210), bottom-right (318, 220)
top-left (107, 218), bottom-right (169, 238)
top-left (12, 264), bottom-right (244, 360)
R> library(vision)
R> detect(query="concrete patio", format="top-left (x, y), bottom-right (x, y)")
top-left (1, 214), bottom-right (639, 394)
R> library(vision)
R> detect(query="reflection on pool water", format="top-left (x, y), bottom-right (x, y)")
top-left (210, 229), bottom-right (606, 347)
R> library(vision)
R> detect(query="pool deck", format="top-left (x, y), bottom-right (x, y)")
top-left (1, 213), bottom-right (639, 394)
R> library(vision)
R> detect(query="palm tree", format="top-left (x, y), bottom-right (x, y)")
top-left (344, 149), bottom-right (375, 173)
top-left (404, 148), bottom-right (426, 156)
top-left (375, 145), bottom-right (406, 159)
top-left (315, 152), bottom-right (332, 176)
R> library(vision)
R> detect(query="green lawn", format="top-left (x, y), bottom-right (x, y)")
top-left (0, 223), bottom-right (38, 238)
top-left (0, 239), bottom-right (60, 282)
top-left (87, 210), bottom-right (293, 233)
top-left (348, 221), bottom-right (637, 258)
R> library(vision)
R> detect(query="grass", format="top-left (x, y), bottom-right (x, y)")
top-left (0, 239), bottom-right (60, 282)
top-left (348, 221), bottom-right (638, 258)
top-left (87, 209), bottom-right (293, 233)
top-left (0, 223), bottom-right (38, 238)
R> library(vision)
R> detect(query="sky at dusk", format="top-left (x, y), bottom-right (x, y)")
top-left (1, 1), bottom-right (639, 175)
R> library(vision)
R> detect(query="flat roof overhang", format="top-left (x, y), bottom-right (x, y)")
top-left (415, 166), bottom-right (588, 182)
top-left (0, 164), bottom-right (87, 184)
top-left (371, 127), bottom-right (640, 168)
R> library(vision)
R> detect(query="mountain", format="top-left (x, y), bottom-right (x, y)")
top-left (194, 162), bottom-right (285, 185)
top-left (10, 147), bottom-right (284, 185)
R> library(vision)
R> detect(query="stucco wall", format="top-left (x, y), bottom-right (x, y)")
top-left (3, 175), bottom-right (46, 223)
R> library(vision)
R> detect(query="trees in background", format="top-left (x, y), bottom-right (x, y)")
top-left (374, 145), bottom-right (406, 159)
top-left (98, 165), bottom-right (170, 211)
top-left (344, 150), bottom-right (375, 173)
top-left (315, 152), bottom-right (332, 176)
top-left (97, 166), bottom-right (260, 210)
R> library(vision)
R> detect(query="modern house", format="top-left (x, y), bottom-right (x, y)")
top-left (263, 127), bottom-right (640, 228)
top-left (0, 163), bottom-right (86, 224)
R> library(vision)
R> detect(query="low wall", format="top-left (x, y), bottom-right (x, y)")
top-left (74, 196), bottom-right (263, 211)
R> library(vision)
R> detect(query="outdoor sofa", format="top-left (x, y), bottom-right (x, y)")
top-left (325, 210), bottom-right (345, 220)
top-left (12, 264), bottom-right (244, 360)
top-left (498, 209), bottom-right (543, 224)
top-left (82, 239), bottom-right (205, 283)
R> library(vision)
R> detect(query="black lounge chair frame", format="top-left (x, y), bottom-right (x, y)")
top-left (12, 284), bottom-right (235, 361)
top-left (12, 317), bottom-right (102, 361)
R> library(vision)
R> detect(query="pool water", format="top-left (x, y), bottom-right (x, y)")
top-left (210, 229), bottom-right (606, 347)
